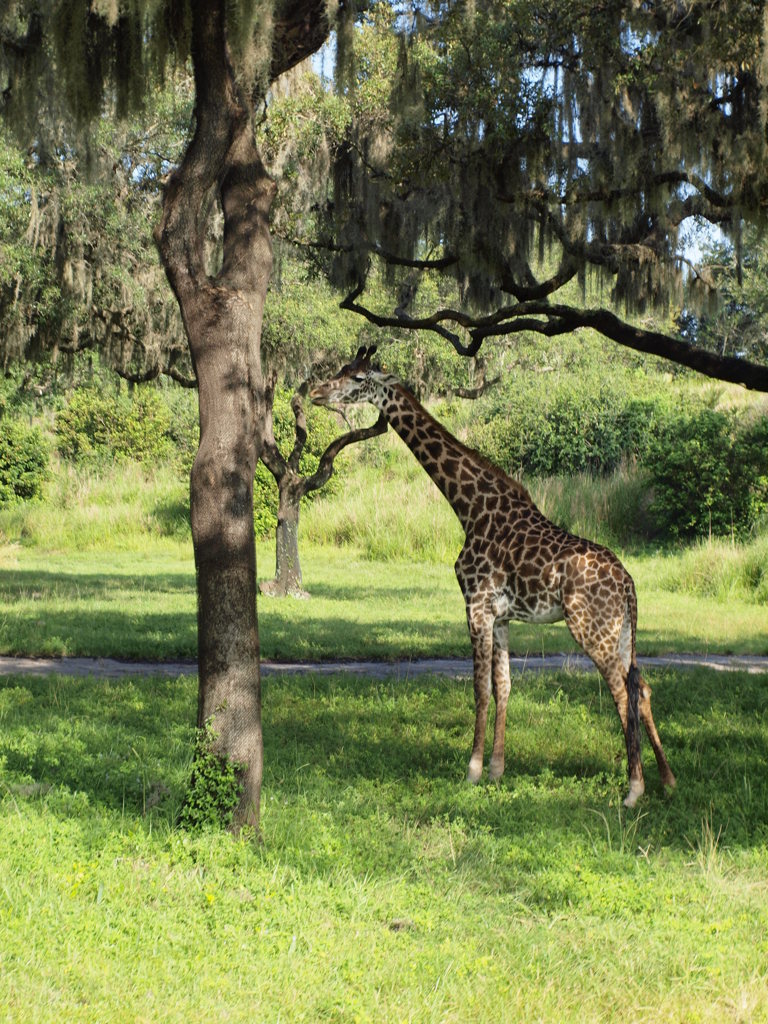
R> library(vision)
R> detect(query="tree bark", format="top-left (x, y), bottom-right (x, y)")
top-left (154, 2), bottom-right (274, 832)
top-left (260, 471), bottom-right (308, 598)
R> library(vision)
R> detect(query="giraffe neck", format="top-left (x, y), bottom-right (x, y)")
top-left (373, 382), bottom-right (528, 529)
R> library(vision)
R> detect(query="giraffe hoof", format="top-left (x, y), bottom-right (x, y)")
top-left (488, 762), bottom-right (504, 783)
top-left (466, 762), bottom-right (483, 784)
top-left (662, 772), bottom-right (677, 793)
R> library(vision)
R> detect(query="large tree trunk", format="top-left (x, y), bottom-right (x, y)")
top-left (154, 3), bottom-right (274, 832)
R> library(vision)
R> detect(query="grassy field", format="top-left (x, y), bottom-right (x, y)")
top-left (0, 539), bottom-right (765, 660)
top-left (1, 664), bottom-right (768, 1022)
top-left (0, 446), bottom-right (766, 1020)
top-left (0, 452), bottom-right (765, 661)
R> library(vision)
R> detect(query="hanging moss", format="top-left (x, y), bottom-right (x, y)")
top-left (320, 0), bottom-right (768, 325)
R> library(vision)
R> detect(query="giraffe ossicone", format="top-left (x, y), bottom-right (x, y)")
top-left (310, 347), bottom-right (676, 807)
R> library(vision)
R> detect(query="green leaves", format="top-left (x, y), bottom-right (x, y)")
top-left (0, 421), bottom-right (49, 506)
top-left (646, 409), bottom-right (768, 540)
top-left (178, 721), bottom-right (245, 833)
top-left (54, 386), bottom-right (180, 467)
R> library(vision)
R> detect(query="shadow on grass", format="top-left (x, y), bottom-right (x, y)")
top-left (1, 667), bottom-right (767, 856)
top-left (2, 565), bottom-right (764, 661)
top-left (0, 567), bottom-right (195, 597)
top-left (0, 568), bottom-right (197, 658)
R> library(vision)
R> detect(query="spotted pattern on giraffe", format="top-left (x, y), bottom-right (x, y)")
top-left (310, 347), bottom-right (676, 807)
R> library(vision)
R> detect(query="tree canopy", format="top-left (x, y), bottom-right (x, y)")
top-left (0, 83), bottom-right (193, 380)
top-left (280, 0), bottom-right (768, 390)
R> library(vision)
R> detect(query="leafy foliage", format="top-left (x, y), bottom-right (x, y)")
top-left (645, 409), bottom-right (768, 540)
top-left (678, 226), bottom-right (768, 364)
top-left (177, 721), bottom-right (245, 832)
top-left (0, 88), bottom-right (192, 382)
top-left (55, 385), bottom-right (181, 466)
top-left (0, 420), bottom-right (49, 505)
top-left (260, 0), bottom-right (768, 389)
top-left (466, 369), bottom-right (674, 477)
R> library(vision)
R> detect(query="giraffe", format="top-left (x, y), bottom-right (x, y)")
top-left (310, 346), bottom-right (676, 807)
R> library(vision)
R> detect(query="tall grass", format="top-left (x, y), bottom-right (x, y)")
top-left (303, 447), bottom-right (464, 563)
top-left (652, 534), bottom-right (768, 604)
top-left (527, 467), bottom-right (651, 548)
top-left (0, 459), bottom-right (190, 552)
top-left (306, 434), bottom-right (651, 560)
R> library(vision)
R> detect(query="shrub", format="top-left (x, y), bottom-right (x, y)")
top-left (645, 409), bottom-right (768, 539)
top-left (56, 386), bottom-right (175, 465)
top-left (466, 376), bottom-right (673, 478)
top-left (178, 721), bottom-right (244, 832)
top-left (0, 420), bottom-right (49, 505)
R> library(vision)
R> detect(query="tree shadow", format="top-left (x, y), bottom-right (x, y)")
top-left (0, 568), bottom-right (197, 658)
top-left (260, 668), bottom-right (768, 853)
top-left (1, 659), bottom-right (766, 860)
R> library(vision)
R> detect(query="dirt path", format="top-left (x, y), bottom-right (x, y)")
top-left (1, 652), bottom-right (766, 679)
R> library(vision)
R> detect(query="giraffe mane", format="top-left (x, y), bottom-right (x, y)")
top-left (393, 383), bottom-right (532, 502)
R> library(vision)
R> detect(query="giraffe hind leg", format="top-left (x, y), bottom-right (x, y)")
top-left (638, 674), bottom-right (676, 791)
top-left (564, 591), bottom-right (645, 807)
top-left (615, 592), bottom-right (675, 793)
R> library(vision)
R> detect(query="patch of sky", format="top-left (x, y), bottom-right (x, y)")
top-left (311, 35), bottom-right (336, 85)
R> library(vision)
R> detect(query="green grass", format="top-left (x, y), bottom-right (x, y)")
top-left (0, 460), bottom-right (191, 551)
top-left (0, 452), bottom-right (765, 661)
top-left (0, 441), bottom-right (766, 1020)
top-left (0, 540), bottom-right (765, 660)
top-left (1, 665), bottom-right (768, 1022)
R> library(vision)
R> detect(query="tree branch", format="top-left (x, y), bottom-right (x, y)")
top-left (166, 365), bottom-right (197, 388)
top-left (287, 388), bottom-right (308, 472)
top-left (270, 0), bottom-right (331, 82)
top-left (342, 279), bottom-right (768, 390)
top-left (284, 235), bottom-right (458, 272)
top-left (301, 412), bottom-right (389, 496)
top-left (474, 305), bottom-right (768, 391)
top-left (541, 306), bottom-right (768, 391)
top-left (451, 376), bottom-right (501, 399)
top-left (499, 258), bottom-right (578, 302)
top-left (260, 375), bottom-right (288, 481)
top-left (340, 282), bottom-right (481, 357)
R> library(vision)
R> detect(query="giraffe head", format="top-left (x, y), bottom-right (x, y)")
top-left (310, 346), bottom-right (391, 407)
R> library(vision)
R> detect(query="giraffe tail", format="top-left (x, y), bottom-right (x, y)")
top-left (625, 662), bottom-right (641, 774)
top-left (624, 581), bottom-right (642, 782)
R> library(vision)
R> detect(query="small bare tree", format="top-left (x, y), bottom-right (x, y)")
top-left (260, 381), bottom-right (387, 597)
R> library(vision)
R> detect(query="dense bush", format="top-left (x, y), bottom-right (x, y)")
top-left (645, 409), bottom-right (768, 539)
top-left (56, 386), bottom-right (178, 465)
top-left (466, 376), bottom-right (673, 477)
top-left (0, 420), bottom-right (49, 505)
top-left (462, 364), bottom-right (768, 542)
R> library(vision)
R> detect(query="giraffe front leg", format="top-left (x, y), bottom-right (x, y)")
top-left (489, 621), bottom-right (511, 782)
top-left (467, 606), bottom-right (494, 784)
